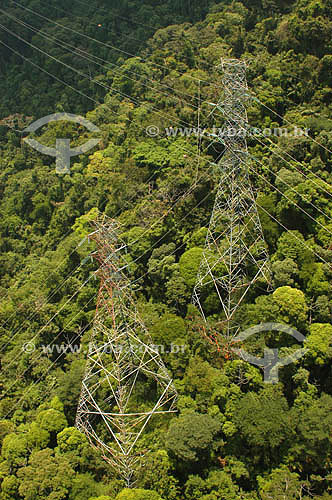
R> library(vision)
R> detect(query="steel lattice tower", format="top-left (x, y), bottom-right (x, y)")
top-left (76, 214), bottom-right (177, 486)
top-left (192, 59), bottom-right (271, 339)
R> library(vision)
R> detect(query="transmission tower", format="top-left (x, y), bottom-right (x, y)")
top-left (76, 214), bottom-right (177, 486)
top-left (192, 59), bottom-right (271, 340)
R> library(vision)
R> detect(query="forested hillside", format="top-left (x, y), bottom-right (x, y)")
top-left (0, 0), bottom-right (332, 498)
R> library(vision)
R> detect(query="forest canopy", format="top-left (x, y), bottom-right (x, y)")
top-left (0, 0), bottom-right (332, 499)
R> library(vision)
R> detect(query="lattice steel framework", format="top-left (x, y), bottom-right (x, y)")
top-left (76, 214), bottom-right (177, 486)
top-left (192, 59), bottom-right (271, 339)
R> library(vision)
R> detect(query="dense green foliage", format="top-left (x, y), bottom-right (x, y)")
top-left (0, 0), bottom-right (332, 498)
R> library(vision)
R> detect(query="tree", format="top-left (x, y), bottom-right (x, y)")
top-left (275, 168), bottom-right (303, 193)
top-left (0, 421), bottom-right (15, 447)
top-left (318, 55), bottom-right (332, 86)
top-left (36, 408), bottom-right (68, 434)
top-left (274, 231), bottom-right (313, 268)
top-left (246, 285), bottom-right (308, 331)
top-left (272, 258), bottom-right (299, 287)
top-left (304, 323), bottom-right (332, 365)
top-left (69, 473), bottom-right (104, 500)
top-left (136, 450), bottom-right (179, 500)
top-left (165, 413), bottom-right (221, 464)
top-left (179, 247), bottom-right (204, 288)
top-left (258, 467), bottom-right (310, 500)
top-left (183, 357), bottom-right (220, 409)
top-left (0, 475), bottom-right (20, 500)
top-left (56, 427), bottom-right (96, 471)
top-left (17, 448), bottom-right (75, 500)
top-left (291, 393), bottom-right (332, 476)
top-left (232, 386), bottom-right (293, 467)
top-left (115, 489), bottom-right (164, 500)
top-left (272, 286), bottom-right (308, 329)
top-left (1, 0), bottom-right (332, 497)
top-left (1, 433), bottom-right (29, 470)
top-left (88, 497), bottom-right (111, 500)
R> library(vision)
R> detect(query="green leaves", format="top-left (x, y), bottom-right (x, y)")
top-left (258, 467), bottom-right (309, 500)
top-left (179, 247), bottom-right (203, 288)
top-left (16, 449), bottom-right (74, 500)
top-left (1, 0), bottom-right (332, 498)
top-left (165, 413), bottom-right (221, 463)
top-left (272, 286), bottom-right (308, 328)
top-left (304, 323), bottom-right (332, 365)
top-left (116, 489), bottom-right (164, 500)
top-left (1, 433), bottom-right (30, 470)
top-left (233, 386), bottom-right (293, 466)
